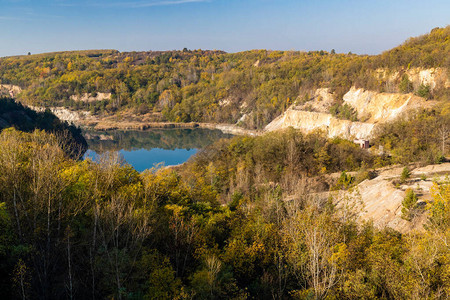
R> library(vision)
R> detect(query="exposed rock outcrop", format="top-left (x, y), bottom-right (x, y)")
top-left (0, 84), bottom-right (22, 98)
top-left (70, 92), bottom-right (111, 102)
top-left (406, 68), bottom-right (449, 90)
top-left (204, 124), bottom-right (259, 136)
top-left (297, 163), bottom-right (449, 233)
top-left (265, 79), bottom-right (439, 139)
top-left (335, 163), bottom-right (450, 233)
top-left (343, 87), bottom-right (428, 123)
top-left (375, 67), bottom-right (449, 90)
top-left (265, 108), bottom-right (375, 140)
top-left (295, 88), bottom-right (335, 113)
top-left (29, 106), bottom-right (91, 125)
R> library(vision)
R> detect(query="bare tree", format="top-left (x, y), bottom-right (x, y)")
top-left (438, 123), bottom-right (448, 156)
top-left (283, 203), bottom-right (345, 299)
top-left (206, 255), bottom-right (222, 297)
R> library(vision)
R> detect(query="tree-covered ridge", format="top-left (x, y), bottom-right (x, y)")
top-left (0, 97), bottom-right (87, 158)
top-left (0, 26), bottom-right (448, 129)
top-left (377, 26), bottom-right (450, 68)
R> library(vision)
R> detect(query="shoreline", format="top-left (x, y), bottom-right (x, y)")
top-left (81, 120), bottom-right (260, 136)
top-left (27, 105), bottom-right (260, 136)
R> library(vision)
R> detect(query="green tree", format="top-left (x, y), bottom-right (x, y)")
top-left (401, 189), bottom-right (419, 221)
top-left (333, 171), bottom-right (355, 190)
top-left (399, 74), bottom-right (413, 93)
top-left (145, 256), bottom-right (182, 300)
top-left (400, 167), bottom-right (411, 183)
top-left (416, 84), bottom-right (431, 99)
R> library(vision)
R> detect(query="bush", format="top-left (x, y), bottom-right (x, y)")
top-left (416, 84), bottom-right (431, 99)
top-left (399, 74), bottom-right (413, 93)
top-left (354, 162), bottom-right (377, 184)
top-left (333, 171), bottom-right (355, 190)
top-left (401, 189), bottom-right (418, 221)
top-left (400, 167), bottom-right (411, 183)
top-left (329, 103), bottom-right (358, 121)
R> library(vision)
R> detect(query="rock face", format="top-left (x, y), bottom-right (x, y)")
top-left (375, 67), bottom-right (450, 90)
top-left (406, 68), bottom-right (450, 90)
top-left (70, 93), bottom-right (111, 102)
top-left (343, 87), bottom-right (426, 123)
top-left (288, 163), bottom-right (449, 233)
top-left (335, 163), bottom-right (450, 233)
top-left (0, 84), bottom-right (22, 98)
top-left (209, 124), bottom-right (259, 136)
top-left (265, 79), bottom-right (437, 139)
top-left (265, 108), bottom-right (375, 140)
top-left (337, 176), bottom-right (419, 233)
top-left (29, 106), bottom-right (90, 125)
top-left (50, 107), bottom-right (91, 123)
top-left (296, 88), bottom-right (335, 113)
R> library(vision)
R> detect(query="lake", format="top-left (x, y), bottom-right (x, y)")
top-left (83, 128), bottom-right (233, 172)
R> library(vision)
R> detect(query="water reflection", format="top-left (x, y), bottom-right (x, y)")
top-left (83, 128), bottom-right (232, 171)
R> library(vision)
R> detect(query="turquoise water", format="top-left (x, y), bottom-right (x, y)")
top-left (83, 128), bottom-right (232, 172)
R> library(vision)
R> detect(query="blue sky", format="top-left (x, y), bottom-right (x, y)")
top-left (0, 0), bottom-right (449, 57)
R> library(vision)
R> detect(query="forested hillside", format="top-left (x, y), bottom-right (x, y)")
top-left (0, 26), bottom-right (448, 129)
top-left (0, 97), bottom-right (87, 158)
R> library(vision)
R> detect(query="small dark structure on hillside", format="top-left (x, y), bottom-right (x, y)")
top-left (354, 139), bottom-right (370, 149)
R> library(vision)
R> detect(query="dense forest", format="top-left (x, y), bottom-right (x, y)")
top-left (0, 114), bottom-right (449, 299)
top-left (0, 26), bottom-right (449, 129)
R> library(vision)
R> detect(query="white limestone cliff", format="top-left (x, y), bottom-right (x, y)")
top-left (265, 108), bottom-right (375, 140)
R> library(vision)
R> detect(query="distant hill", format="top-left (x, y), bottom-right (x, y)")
top-left (377, 26), bottom-right (450, 68)
top-left (0, 26), bottom-right (448, 129)
top-left (0, 97), bottom-right (87, 158)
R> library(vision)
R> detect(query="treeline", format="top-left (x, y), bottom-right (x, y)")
top-left (0, 126), bottom-right (449, 299)
top-left (376, 26), bottom-right (450, 68)
top-left (0, 27), bottom-right (448, 129)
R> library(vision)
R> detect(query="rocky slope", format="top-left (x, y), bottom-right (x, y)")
top-left (300, 163), bottom-right (450, 233)
top-left (29, 106), bottom-right (93, 124)
top-left (377, 67), bottom-right (450, 90)
top-left (265, 108), bottom-right (375, 140)
top-left (70, 92), bottom-right (111, 102)
top-left (0, 98), bottom-right (88, 157)
top-left (265, 66), bottom-right (447, 139)
top-left (0, 84), bottom-right (22, 98)
top-left (338, 163), bottom-right (449, 233)
top-left (343, 87), bottom-right (431, 123)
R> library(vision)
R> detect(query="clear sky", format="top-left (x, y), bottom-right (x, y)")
top-left (0, 0), bottom-right (449, 57)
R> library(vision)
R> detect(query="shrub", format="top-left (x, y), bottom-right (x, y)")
top-left (401, 189), bottom-right (418, 221)
top-left (416, 84), bottom-right (431, 99)
top-left (329, 103), bottom-right (358, 121)
top-left (399, 74), bottom-right (413, 93)
top-left (400, 167), bottom-right (411, 183)
top-left (333, 171), bottom-right (355, 190)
